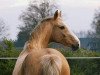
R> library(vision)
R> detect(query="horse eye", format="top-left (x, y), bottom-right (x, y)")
top-left (59, 26), bottom-right (65, 29)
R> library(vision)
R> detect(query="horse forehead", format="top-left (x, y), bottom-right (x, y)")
top-left (53, 19), bottom-right (64, 25)
top-left (56, 18), bottom-right (63, 23)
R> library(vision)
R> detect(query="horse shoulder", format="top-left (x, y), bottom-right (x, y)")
top-left (21, 50), bottom-right (43, 75)
top-left (21, 48), bottom-right (70, 75)
top-left (46, 48), bottom-right (70, 75)
top-left (13, 50), bottom-right (30, 75)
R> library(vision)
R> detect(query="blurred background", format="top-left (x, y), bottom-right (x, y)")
top-left (0, 0), bottom-right (100, 75)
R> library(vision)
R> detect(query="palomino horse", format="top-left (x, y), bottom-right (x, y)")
top-left (13, 10), bottom-right (80, 75)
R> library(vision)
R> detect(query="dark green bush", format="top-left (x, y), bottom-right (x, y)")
top-left (59, 49), bottom-right (100, 57)
top-left (0, 59), bottom-right (16, 75)
top-left (3, 39), bottom-right (15, 50)
top-left (0, 48), bottom-right (100, 57)
top-left (68, 59), bottom-right (100, 75)
top-left (0, 39), bottom-right (21, 57)
top-left (0, 45), bottom-right (3, 50)
top-left (0, 50), bottom-right (21, 57)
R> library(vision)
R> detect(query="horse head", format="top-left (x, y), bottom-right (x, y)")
top-left (51, 10), bottom-right (80, 51)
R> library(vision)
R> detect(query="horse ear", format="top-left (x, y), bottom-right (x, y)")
top-left (54, 10), bottom-right (61, 20)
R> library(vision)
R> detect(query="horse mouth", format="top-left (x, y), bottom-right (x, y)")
top-left (71, 44), bottom-right (79, 51)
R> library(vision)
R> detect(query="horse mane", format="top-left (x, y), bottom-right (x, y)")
top-left (26, 17), bottom-right (53, 49)
top-left (30, 17), bottom-right (52, 39)
top-left (41, 17), bottom-right (53, 23)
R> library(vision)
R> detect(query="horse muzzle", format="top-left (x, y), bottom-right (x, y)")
top-left (71, 44), bottom-right (79, 51)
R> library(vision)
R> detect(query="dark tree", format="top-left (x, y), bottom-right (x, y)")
top-left (86, 9), bottom-right (100, 51)
top-left (91, 9), bottom-right (100, 38)
top-left (0, 18), bottom-right (8, 40)
top-left (15, 0), bottom-right (57, 47)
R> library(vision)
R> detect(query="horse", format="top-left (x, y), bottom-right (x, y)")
top-left (13, 10), bottom-right (80, 75)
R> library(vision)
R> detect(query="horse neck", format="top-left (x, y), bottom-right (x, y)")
top-left (27, 22), bottom-right (53, 49)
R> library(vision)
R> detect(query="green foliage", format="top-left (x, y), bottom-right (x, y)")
top-left (0, 60), bottom-right (16, 75)
top-left (59, 49), bottom-right (100, 57)
top-left (0, 48), bottom-right (100, 57)
top-left (0, 39), bottom-right (21, 57)
top-left (0, 45), bottom-right (3, 50)
top-left (68, 59), bottom-right (100, 75)
top-left (3, 39), bottom-right (15, 50)
top-left (0, 39), bottom-right (16, 51)
top-left (0, 50), bottom-right (21, 57)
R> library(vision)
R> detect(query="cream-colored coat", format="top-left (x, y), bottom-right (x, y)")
top-left (13, 10), bottom-right (80, 75)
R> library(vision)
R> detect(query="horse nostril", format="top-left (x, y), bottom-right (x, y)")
top-left (71, 44), bottom-right (79, 51)
top-left (77, 44), bottom-right (79, 47)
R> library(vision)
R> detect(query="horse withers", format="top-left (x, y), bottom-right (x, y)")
top-left (13, 10), bottom-right (80, 75)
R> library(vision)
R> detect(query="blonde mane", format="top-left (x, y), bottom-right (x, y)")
top-left (26, 17), bottom-right (53, 49)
